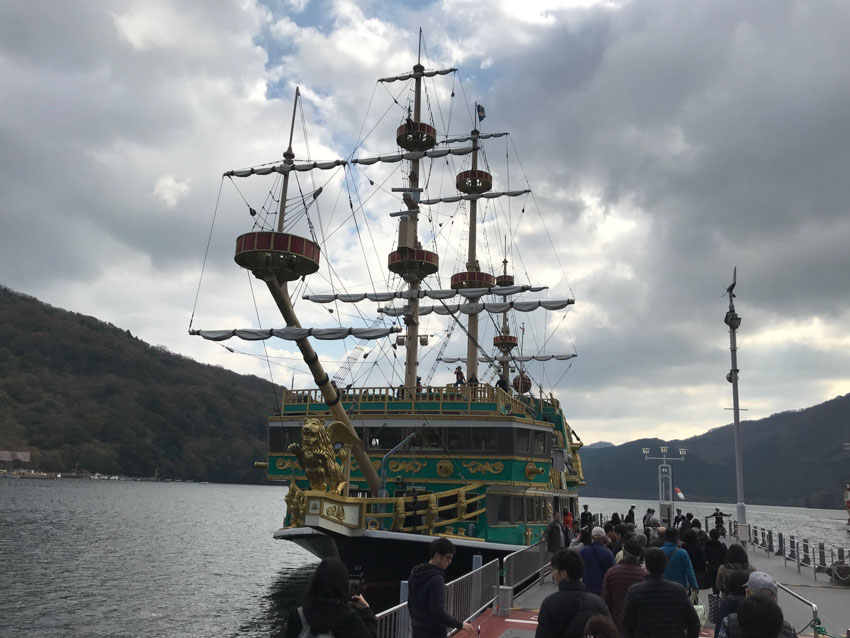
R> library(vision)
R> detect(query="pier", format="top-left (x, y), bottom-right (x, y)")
top-left (375, 531), bottom-right (849, 638)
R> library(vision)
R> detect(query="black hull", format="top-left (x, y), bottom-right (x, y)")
top-left (276, 527), bottom-right (524, 611)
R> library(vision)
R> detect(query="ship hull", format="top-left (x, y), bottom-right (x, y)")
top-left (275, 527), bottom-right (530, 610)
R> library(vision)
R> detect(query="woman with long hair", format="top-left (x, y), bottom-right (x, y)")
top-left (715, 543), bottom-right (756, 595)
top-left (285, 558), bottom-right (377, 638)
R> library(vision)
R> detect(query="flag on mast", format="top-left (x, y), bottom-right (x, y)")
top-left (477, 104), bottom-right (486, 122)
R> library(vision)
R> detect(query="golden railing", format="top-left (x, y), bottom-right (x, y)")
top-left (295, 482), bottom-right (488, 538)
top-left (282, 383), bottom-right (530, 419)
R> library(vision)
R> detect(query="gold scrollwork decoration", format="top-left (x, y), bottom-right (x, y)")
top-left (276, 458), bottom-right (293, 470)
top-left (351, 459), bottom-right (382, 472)
top-left (388, 460), bottom-right (428, 473)
top-left (462, 461), bottom-right (504, 475)
top-left (326, 504), bottom-right (346, 523)
top-left (437, 460), bottom-right (454, 478)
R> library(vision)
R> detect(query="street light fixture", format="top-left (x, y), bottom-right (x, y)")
top-left (724, 267), bottom-right (748, 544)
top-left (642, 446), bottom-right (687, 527)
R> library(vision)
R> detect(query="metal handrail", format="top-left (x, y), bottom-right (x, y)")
top-left (503, 540), bottom-right (548, 587)
top-left (775, 582), bottom-right (820, 635)
top-left (374, 558), bottom-right (501, 638)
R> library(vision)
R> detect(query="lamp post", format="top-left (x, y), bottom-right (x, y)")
top-left (642, 446), bottom-right (687, 528)
top-left (724, 268), bottom-right (748, 544)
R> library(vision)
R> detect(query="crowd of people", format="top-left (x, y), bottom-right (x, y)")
top-left (537, 505), bottom-right (798, 638)
top-left (287, 507), bottom-right (795, 638)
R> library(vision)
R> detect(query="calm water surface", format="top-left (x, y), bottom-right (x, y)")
top-left (3, 481), bottom-right (848, 637)
top-left (2, 479), bottom-right (318, 638)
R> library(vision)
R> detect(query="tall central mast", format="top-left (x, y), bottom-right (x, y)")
top-left (453, 114), bottom-right (496, 381)
top-left (402, 63), bottom-right (425, 389)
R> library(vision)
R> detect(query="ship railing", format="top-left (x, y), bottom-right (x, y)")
top-left (295, 483), bottom-right (487, 535)
top-left (375, 558), bottom-right (501, 638)
top-left (281, 383), bottom-right (532, 419)
top-left (732, 521), bottom-right (850, 586)
top-left (364, 487), bottom-right (488, 535)
top-left (503, 539), bottom-right (548, 588)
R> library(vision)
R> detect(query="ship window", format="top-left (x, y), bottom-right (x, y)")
top-left (446, 428), bottom-right (471, 451)
top-left (535, 432), bottom-right (547, 455)
top-left (497, 496), bottom-right (510, 522)
top-left (496, 430), bottom-right (513, 453)
top-left (417, 427), bottom-right (443, 449)
top-left (268, 426), bottom-right (285, 453)
top-left (516, 429), bottom-right (530, 453)
top-left (510, 496), bottom-right (523, 523)
top-left (471, 429), bottom-right (497, 451)
top-left (368, 426), bottom-right (404, 450)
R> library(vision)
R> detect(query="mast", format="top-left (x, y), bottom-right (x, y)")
top-left (233, 88), bottom-right (381, 495)
top-left (402, 59), bottom-right (424, 390)
top-left (465, 129), bottom-right (481, 381)
top-left (453, 106), bottom-right (496, 382)
top-left (386, 32), bottom-right (442, 389)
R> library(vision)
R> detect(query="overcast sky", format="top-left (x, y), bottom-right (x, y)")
top-left (2, 0), bottom-right (849, 445)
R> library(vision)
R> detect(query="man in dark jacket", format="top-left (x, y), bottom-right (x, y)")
top-left (545, 511), bottom-right (565, 555)
top-left (580, 504), bottom-right (593, 529)
top-left (621, 547), bottom-right (700, 638)
top-left (408, 538), bottom-right (473, 638)
top-left (624, 504), bottom-right (636, 525)
top-left (535, 549), bottom-right (610, 638)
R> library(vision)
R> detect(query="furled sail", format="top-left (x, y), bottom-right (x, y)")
top-left (419, 189), bottom-right (530, 205)
top-left (378, 299), bottom-right (574, 317)
top-left (303, 285), bottom-right (547, 304)
top-left (379, 68), bottom-right (457, 83)
top-left (441, 132), bottom-right (509, 144)
top-left (225, 160), bottom-right (346, 178)
top-left (350, 147), bottom-right (473, 166)
top-left (439, 354), bottom-right (577, 363)
top-left (224, 147), bottom-right (473, 178)
top-left (190, 327), bottom-right (401, 342)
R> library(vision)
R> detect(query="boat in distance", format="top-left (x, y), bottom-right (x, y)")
top-left (191, 32), bottom-right (585, 605)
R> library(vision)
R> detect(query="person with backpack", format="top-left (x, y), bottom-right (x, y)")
top-left (580, 527), bottom-right (616, 595)
top-left (535, 549), bottom-right (611, 638)
top-left (716, 544), bottom-right (756, 595)
top-left (285, 557), bottom-right (376, 638)
top-left (408, 538), bottom-right (473, 638)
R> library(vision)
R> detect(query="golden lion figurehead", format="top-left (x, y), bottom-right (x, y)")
top-left (287, 417), bottom-right (346, 494)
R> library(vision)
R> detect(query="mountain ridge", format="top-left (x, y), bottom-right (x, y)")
top-left (579, 394), bottom-right (850, 508)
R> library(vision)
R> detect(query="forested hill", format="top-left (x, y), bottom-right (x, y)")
top-left (580, 393), bottom-right (850, 509)
top-left (0, 286), bottom-right (281, 483)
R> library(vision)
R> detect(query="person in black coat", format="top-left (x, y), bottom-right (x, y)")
top-left (621, 547), bottom-right (700, 638)
top-left (580, 504), bottom-right (593, 529)
top-left (682, 528), bottom-right (707, 589)
top-left (536, 549), bottom-right (611, 638)
top-left (705, 527), bottom-right (728, 595)
top-left (545, 512), bottom-right (566, 554)
top-left (408, 538), bottom-right (473, 638)
top-left (285, 557), bottom-right (376, 638)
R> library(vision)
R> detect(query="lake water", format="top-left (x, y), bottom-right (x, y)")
top-left (2, 480), bottom-right (848, 637)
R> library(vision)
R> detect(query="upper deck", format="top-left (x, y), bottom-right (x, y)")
top-left (277, 383), bottom-right (564, 424)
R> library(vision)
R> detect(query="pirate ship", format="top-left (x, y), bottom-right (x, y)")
top-left (191, 33), bottom-right (585, 604)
